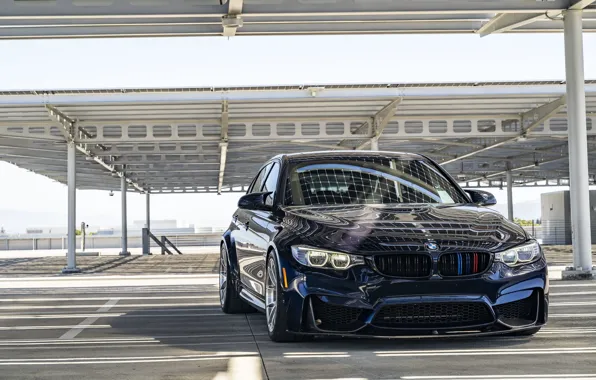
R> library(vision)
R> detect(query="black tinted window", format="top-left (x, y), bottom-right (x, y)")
top-left (248, 164), bottom-right (271, 194)
top-left (287, 157), bottom-right (466, 206)
top-left (261, 163), bottom-right (280, 206)
top-left (262, 163), bottom-right (279, 193)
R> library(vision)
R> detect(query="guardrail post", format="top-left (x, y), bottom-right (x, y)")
top-left (161, 236), bottom-right (166, 255)
top-left (142, 228), bottom-right (151, 255)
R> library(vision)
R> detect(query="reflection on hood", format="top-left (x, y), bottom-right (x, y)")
top-left (280, 204), bottom-right (527, 255)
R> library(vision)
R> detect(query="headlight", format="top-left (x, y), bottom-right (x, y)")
top-left (494, 241), bottom-right (542, 267)
top-left (291, 245), bottom-right (365, 270)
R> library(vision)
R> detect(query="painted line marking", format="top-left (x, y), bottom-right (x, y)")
top-left (0, 312), bottom-right (236, 319)
top-left (0, 302), bottom-right (220, 310)
top-left (375, 346), bottom-right (596, 357)
top-left (550, 283), bottom-right (596, 288)
top-left (550, 313), bottom-right (596, 317)
top-left (0, 295), bottom-right (218, 302)
top-left (59, 298), bottom-right (119, 339)
top-left (0, 351), bottom-right (258, 366)
top-left (401, 375), bottom-right (596, 380)
top-left (550, 301), bottom-right (596, 306)
top-left (550, 291), bottom-right (596, 296)
top-left (0, 325), bottom-right (111, 331)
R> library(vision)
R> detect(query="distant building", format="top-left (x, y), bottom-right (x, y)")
top-left (541, 190), bottom-right (596, 245)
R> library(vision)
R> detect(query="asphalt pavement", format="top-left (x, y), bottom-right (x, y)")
top-left (0, 279), bottom-right (596, 380)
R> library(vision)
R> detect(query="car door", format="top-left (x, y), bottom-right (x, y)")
top-left (235, 163), bottom-right (272, 296)
top-left (248, 161), bottom-right (281, 297)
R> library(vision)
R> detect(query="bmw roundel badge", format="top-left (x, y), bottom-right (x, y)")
top-left (425, 242), bottom-right (439, 251)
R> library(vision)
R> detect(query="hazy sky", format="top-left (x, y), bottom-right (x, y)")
top-left (1, 34), bottom-right (595, 233)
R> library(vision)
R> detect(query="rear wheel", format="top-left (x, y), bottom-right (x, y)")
top-left (219, 243), bottom-right (253, 314)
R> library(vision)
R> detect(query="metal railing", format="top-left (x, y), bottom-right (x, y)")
top-left (0, 231), bottom-right (223, 251)
top-left (142, 228), bottom-right (183, 255)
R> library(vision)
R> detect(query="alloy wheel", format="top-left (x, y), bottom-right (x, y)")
top-left (219, 246), bottom-right (228, 307)
top-left (265, 258), bottom-right (278, 333)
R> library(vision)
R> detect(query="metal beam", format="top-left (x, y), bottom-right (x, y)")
top-left (217, 101), bottom-right (229, 195)
top-left (46, 105), bottom-right (146, 193)
top-left (467, 146), bottom-right (596, 182)
top-left (570, 0), bottom-right (596, 10)
top-left (340, 98), bottom-right (402, 149)
top-left (477, 13), bottom-right (546, 36)
top-left (440, 96), bottom-right (567, 166)
top-left (223, 0), bottom-right (244, 37)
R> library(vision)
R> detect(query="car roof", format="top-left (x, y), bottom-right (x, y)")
top-left (272, 150), bottom-right (425, 162)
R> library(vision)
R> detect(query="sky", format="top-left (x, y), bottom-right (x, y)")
top-left (0, 33), bottom-right (595, 233)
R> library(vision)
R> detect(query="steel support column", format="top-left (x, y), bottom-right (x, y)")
top-left (63, 141), bottom-right (80, 273)
top-left (146, 192), bottom-right (150, 231)
top-left (370, 136), bottom-right (379, 151)
top-left (143, 192), bottom-right (151, 255)
top-left (120, 174), bottom-right (129, 256)
top-left (506, 170), bottom-right (514, 222)
top-left (564, 9), bottom-right (593, 274)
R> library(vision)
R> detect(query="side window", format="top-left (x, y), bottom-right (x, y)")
top-left (248, 164), bottom-right (271, 194)
top-left (261, 163), bottom-right (280, 206)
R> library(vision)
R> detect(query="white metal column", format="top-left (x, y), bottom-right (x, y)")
top-left (506, 170), bottom-right (514, 222)
top-left (146, 192), bottom-right (151, 231)
top-left (564, 9), bottom-right (593, 273)
top-left (63, 142), bottom-right (79, 273)
top-left (370, 136), bottom-right (379, 151)
top-left (120, 175), bottom-right (129, 256)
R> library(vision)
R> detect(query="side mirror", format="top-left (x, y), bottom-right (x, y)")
top-left (238, 192), bottom-right (273, 211)
top-left (465, 189), bottom-right (497, 206)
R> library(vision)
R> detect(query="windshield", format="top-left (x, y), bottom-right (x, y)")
top-left (285, 156), bottom-right (468, 206)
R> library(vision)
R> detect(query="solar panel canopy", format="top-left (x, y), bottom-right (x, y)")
top-left (0, 0), bottom-right (595, 39)
top-left (1, 81), bottom-right (595, 194)
top-left (1, 1), bottom-right (596, 193)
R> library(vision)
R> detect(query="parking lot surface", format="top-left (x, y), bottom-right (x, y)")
top-left (1, 280), bottom-right (595, 380)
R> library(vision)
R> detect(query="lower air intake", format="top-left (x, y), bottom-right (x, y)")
top-left (494, 292), bottom-right (538, 326)
top-left (373, 302), bottom-right (494, 328)
top-left (310, 296), bottom-right (365, 332)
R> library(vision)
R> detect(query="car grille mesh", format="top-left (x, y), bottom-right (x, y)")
top-left (373, 302), bottom-right (493, 328)
top-left (311, 296), bottom-right (365, 331)
top-left (494, 292), bottom-right (537, 326)
top-left (438, 252), bottom-right (490, 276)
top-left (373, 254), bottom-right (432, 277)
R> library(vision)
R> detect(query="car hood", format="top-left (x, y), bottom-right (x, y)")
top-left (280, 204), bottom-right (527, 255)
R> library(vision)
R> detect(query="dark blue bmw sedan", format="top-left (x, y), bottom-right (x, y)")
top-left (219, 151), bottom-right (548, 342)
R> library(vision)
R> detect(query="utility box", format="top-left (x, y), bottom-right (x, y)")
top-left (541, 190), bottom-right (596, 245)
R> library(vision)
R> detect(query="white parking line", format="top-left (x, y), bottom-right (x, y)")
top-left (0, 295), bottom-right (218, 302)
top-left (401, 375), bottom-right (596, 380)
top-left (549, 291), bottom-right (596, 296)
top-left (550, 313), bottom-right (596, 318)
top-left (0, 312), bottom-right (235, 319)
top-left (375, 346), bottom-right (596, 357)
top-left (0, 325), bottom-right (111, 331)
top-left (550, 283), bottom-right (596, 288)
top-left (59, 298), bottom-right (119, 339)
top-left (0, 302), bottom-right (220, 310)
top-left (0, 352), bottom-right (258, 366)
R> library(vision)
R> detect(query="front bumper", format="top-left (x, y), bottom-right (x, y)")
top-left (280, 259), bottom-right (549, 337)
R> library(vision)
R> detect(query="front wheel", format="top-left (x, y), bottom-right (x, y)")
top-left (265, 253), bottom-right (300, 342)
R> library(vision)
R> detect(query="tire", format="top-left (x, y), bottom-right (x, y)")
top-left (510, 327), bottom-right (541, 336)
top-left (265, 252), bottom-right (301, 342)
top-left (219, 243), bottom-right (254, 314)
